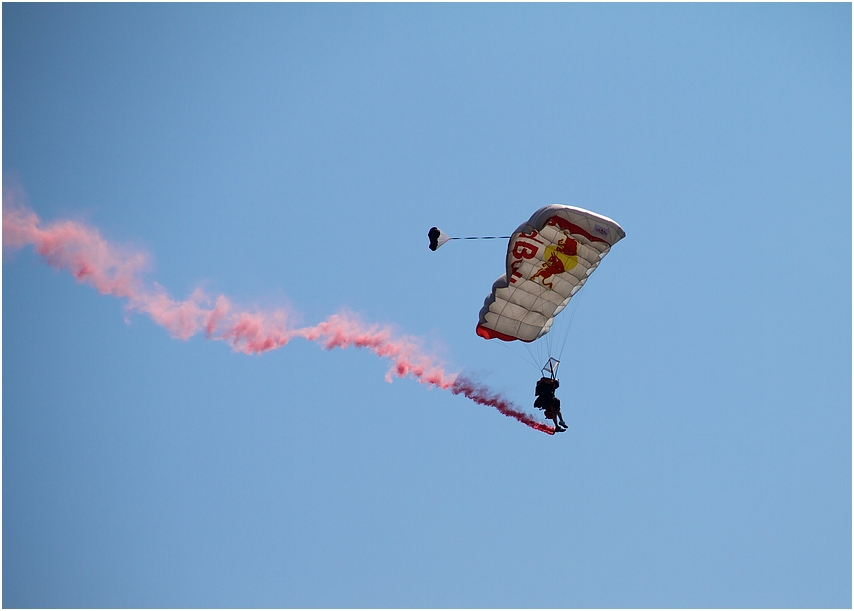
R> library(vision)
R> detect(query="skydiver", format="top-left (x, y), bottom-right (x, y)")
top-left (534, 376), bottom-right (567, 432)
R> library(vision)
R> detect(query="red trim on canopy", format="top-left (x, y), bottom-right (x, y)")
top-left (546, 215), bottom-right (608, 244)
top-left (476, 323), bottom-right (533, 343)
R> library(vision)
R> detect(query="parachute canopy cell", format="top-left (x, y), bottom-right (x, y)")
top-left (476, 205), bottom-right (625, 343)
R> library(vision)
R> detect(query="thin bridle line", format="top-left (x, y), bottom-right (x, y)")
top-left (449, 236), bottom-right (511, 240)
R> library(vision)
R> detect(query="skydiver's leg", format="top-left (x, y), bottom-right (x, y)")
top-left (553, 398), bottom-right (566, 428)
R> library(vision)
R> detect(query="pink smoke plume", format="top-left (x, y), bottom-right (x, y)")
top-left (2, 198), bottom-right (555, 435)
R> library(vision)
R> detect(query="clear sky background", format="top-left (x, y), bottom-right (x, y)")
top-left (2, 3), bottom-right (851, 608)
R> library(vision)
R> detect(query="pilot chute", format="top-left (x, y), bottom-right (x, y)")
top-left (476, 205), bottom-right (625, 343)
top-left (428, 227), bottom-right (451, 251)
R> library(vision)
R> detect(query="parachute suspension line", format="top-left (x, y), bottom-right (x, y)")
top-left (556, 284), bottom-right (587, 363)
top-left (546, 322), bottom-right (553, 362)
top-left (449, 236), bottom-right (511, 241)
top-left (496, 338), bottom-right (541, 373)
top-left (523, 341), bottom-right (543, 373)
top-left (543, 318), bottom-right (558, 371)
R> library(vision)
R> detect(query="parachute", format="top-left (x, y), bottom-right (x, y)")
top-left (476, 205), bottom-right (625, 343)
top-left (428, 227), bottom-right (451, 251)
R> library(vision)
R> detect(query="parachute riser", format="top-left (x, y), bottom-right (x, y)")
top-left (541, 357), bottom-right (560, 380)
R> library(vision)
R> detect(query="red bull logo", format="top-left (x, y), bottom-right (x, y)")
top-left (507, 230), bottom-right (544, 285)
top-left (506, 217), bottom-right (591, 289)
top-left (546, 215), bottom-right (609, 245)
top-left (529, 232), bottom-right (578, 289)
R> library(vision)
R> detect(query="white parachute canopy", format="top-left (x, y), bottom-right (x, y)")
top-left (476, 205), bottom-right (625, 343)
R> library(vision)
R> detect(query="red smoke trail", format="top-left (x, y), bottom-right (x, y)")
top-left (2, 198), bottom-right (555, 435)
top-left (449, 376), bottom-right (556, 435)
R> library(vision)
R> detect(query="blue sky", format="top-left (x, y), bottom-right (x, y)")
top-left (3, 3), bottom-right (851, 608)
